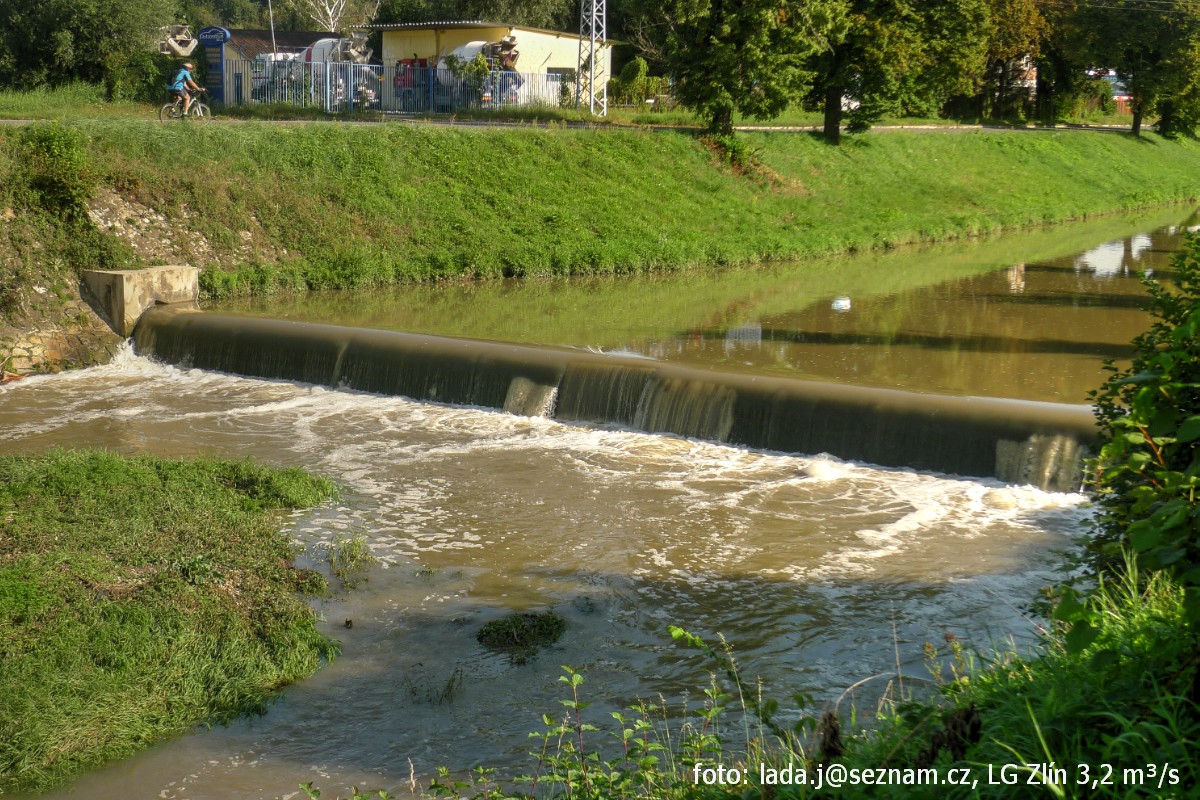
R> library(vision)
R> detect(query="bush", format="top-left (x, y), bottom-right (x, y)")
top-left (15, 122), bottom-right (96, 220)
top-left (1089, 234), bottom-right (1200, 623)
top-left (108, 50), bottom-right (178, 104)
top-left (612, 56), bottom-right (650, 105)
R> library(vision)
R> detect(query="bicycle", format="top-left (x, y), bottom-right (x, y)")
top-left (159, 88), bottom-right (210, 122)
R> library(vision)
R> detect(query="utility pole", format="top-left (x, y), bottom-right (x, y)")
top-left (575, 0), bottom-right (607, 116)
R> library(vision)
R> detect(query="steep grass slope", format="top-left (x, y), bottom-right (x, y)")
top-left (3, 119), bottom-right (1199, 313)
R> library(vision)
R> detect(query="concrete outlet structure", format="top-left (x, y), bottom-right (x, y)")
top-left (82, 266), bottom-right (200, 337)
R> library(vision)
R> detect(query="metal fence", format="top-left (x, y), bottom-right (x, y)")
top-left (221, 58), bottom-right (570, 114)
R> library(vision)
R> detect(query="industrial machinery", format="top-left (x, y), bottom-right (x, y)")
top-left (251, 33), bottom-right (379, 110)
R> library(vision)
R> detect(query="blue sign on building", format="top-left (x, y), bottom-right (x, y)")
top-left (197, 26), bottom-right (232, 104)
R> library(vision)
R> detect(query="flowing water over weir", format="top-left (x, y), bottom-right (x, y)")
top-left (1, 351), bottom-right (1086, 800)
top-left (3, 213), bottom-right (1193, 799)
top-left (133, 308), bottom-right (1096, 491)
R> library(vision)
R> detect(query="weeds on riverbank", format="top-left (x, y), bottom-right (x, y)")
top-left (0, 449), bottom-right (340, 793)
top-left (845, 566), bottom-right (1196, 798)
top-left (302, 570), bottom-right (1194, 800)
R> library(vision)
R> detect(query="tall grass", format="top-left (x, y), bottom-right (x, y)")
top-left (0, 449), bottom-right (339, 793)
top-left (843, 565), bottom-right (1197, 799)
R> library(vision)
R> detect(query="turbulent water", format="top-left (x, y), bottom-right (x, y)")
top-left (1, 349), bottom-right (1085, 800)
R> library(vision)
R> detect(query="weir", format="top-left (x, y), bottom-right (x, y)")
top-left (133, 307), bottom-right (1098, 491)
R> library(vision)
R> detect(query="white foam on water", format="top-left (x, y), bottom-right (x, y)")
top-left (2, 354), bottom-right (1090, 582)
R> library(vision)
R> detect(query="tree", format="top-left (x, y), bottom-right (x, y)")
top-left (179, 0), bottom-right (270, 28)
top-left (635, 0), bottom-right (845, 135)
top-left (0, 0), bottom-right (178, 94)
top-left (978, 0), bottom-right (1044, 119)
top-left (805, 0), bottom-right (990, 144)
top-left (1082, 0), bottom-right (1200, 136)
top-left (1032, 0), bottom-right (1092, 124)
top-left (292, 0), bottom-right (380, 32)
top-left (1157, 79), bottom-right (1200, 138)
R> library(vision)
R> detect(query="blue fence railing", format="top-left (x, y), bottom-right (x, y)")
top-left (221, 58), bottom-right (570, 114)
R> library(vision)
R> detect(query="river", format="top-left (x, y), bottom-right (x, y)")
top-left (0, 207), bottom-right (1193, 799)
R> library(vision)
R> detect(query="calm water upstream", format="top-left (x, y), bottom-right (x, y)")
top-left (213, 206), bottom-right (1196, 404)
top-left (1, 208), bottom-right (1194, 799)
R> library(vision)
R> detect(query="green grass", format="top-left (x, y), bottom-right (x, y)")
top-left (318, 531), bottom-right (379, 589)
top-left (0, 82), bottom-right (147, 121)
top-left (0, 84), bottom-right (1134, 131)
top-left (4, 117), bottom-right (1198, 315)
top-left (0, 449), bottom-right (339, 794)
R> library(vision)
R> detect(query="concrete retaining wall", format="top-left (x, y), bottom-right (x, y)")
top-left (0, 304), bottom-right (123, 376)
top-left (81, 266), bottom-right (200, 337)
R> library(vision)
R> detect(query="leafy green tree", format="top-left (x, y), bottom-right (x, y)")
top-left (179, 0), bottom-right (270, 27)
top-left (978, 0), bottom-right (1043, 118)
top-left (1082, 0), bottom-right (1200, 136)
top-left (1157, 81), bottom-right (1200, 138)
top-left (0, 0), bottom-right (178, 95)
top-left (1029, 0), bottom-right (1079, 123)
top-left (806, 0), bottom-right (990, 144)
top-left (636, 0), bottom-right (845, 135)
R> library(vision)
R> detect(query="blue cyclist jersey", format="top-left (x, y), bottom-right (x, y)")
top-left (169, 68), bottom-right (192, 91)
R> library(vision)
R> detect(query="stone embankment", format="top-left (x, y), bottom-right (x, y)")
top-left (0, 299), bottom-right (123, 379)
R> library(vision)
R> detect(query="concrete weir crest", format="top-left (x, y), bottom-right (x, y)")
top-left (132, 307), bottom-right (1100, 492)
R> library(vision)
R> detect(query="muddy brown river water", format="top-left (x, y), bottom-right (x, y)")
top-left (1, 208), bottom-right (1194, 799)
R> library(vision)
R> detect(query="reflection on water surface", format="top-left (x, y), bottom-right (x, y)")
top-left (212, 207), bottom-right (1195, 403)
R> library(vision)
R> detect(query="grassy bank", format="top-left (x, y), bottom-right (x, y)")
top-left (3, 116), bottom-right (1199, 327)
top-left (0, 449), bottom-right (339, 794)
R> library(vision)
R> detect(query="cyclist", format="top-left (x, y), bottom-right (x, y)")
top-left (168, 61), bottom-right (202, 115)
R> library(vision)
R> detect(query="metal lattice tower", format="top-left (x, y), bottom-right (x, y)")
top-left (576, 0), bottom-right (607, 116)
